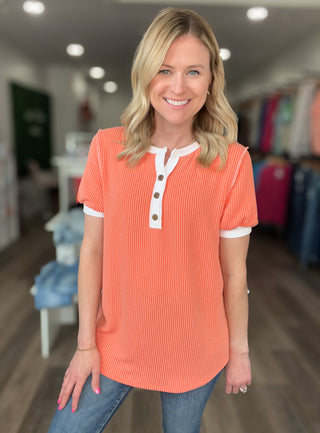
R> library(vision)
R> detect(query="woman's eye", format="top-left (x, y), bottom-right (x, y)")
top-left (159, 69), bottom-right (171, 75)
top-left (188, 70), bottom-right (200, 76)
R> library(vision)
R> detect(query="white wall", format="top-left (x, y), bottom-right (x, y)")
top-left (229, 29), bottom-right (320, 103)
top-left (45, 65), bottom-right (89, 155)
top-left (0, 37), bottom-right (131, 158)
top-left (0, 38), bottom-right (46, 151)
top-left (101, 90), bottom-right (131, 128)
top-left (45, 65), bottom-right (130, 155)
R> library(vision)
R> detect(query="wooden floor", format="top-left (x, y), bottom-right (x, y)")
top-left (0, 220), bottom-right (319, 433)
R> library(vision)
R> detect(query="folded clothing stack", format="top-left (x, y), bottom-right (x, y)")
top-left (53, 207), bottom-right (84, 246)
top-left (32, 260), bottom-right (79, 309)
top-left (53, 207), bottom-right (84, 265)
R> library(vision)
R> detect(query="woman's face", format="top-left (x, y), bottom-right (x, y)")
top-left (149, 34), bottom-right (212, 133)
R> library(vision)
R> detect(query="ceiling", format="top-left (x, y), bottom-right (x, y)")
top-left (1, 0), bottom-right (320, 93)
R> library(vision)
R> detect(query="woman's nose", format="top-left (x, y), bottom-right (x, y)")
top-left (171, 73), bottom-right (187, 94)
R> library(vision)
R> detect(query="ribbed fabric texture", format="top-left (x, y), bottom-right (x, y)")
top-left (77, 127), bottom-right (258, 393)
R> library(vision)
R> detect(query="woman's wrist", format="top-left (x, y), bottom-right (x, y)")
top-left (229, 343), bottom-right (249, 356)
top-left (77, 345), bottom-right (97, 352)
top-left (77, 334), bottom-right (96, 349)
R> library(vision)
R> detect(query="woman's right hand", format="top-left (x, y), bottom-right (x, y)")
top-left (57, 347), bottom-right (100, 413)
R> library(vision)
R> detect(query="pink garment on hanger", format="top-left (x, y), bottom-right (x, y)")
top-left (260, 95), bottom-right (280, 153)
top-left (256, 163), bottom-right (293, 226)
top-left (310, 88), bottom-right (320, 156)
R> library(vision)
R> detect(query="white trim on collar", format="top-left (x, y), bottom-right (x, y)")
top-left (148, 141), bottom-right (200, 157)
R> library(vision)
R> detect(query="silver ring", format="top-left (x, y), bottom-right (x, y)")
top-left (240, 385), bottom-right (248, 393)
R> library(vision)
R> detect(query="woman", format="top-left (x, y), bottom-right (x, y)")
top-left (48, 8), bottom-right (258, 433)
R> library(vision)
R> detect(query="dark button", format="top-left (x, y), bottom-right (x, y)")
top-left (152, 214), bottom-right (158, 221)
top-left (158, 174), bottom-right (164, 181)
top-left (154, 192), bottom-right (160, 199)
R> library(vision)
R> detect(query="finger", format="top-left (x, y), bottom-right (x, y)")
top-left (71, 379), bottom-right (86, 413)
top-left (225, 383), bottom-right (232, 394)
top-left (59, 378), bottom-right (76, 410)
top-left (232, 386), bottom-right (240, 394)
top-left (57, 370), bottom-right (70, 404)
top-left (91, 370), bottom-right (101, 395)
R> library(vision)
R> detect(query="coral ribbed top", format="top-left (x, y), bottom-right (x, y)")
top-left (77, 127), bottom-right (258, 393)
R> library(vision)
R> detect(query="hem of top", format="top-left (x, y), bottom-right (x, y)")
top-left (97, 356), bottom-right (229, 394)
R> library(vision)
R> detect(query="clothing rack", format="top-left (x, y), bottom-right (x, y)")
top-left (237, 77), bottom-right (320, 267)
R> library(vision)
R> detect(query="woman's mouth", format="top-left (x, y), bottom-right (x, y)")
top-left (165, 98), bottom-right (190, 107)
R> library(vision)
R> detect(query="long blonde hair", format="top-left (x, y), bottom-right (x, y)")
top-left (118, 8), bottom-right (238, 168)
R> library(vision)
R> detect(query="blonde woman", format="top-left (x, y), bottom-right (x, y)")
top-left (48, 8), bottom-right (258, 433)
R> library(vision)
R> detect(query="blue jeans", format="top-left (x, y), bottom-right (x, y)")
top-left (48, 371), bottom-right (221, 433)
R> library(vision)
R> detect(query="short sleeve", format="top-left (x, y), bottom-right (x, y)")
top-left (220, 149), bottom-right (258, 231)
top-left (77, 130), bottom-right (104, 212)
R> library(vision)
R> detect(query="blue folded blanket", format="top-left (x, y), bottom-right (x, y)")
top-left (33, 260), bottom-right (79, 309)
top-left (53, 208), bottom-right (84, 246)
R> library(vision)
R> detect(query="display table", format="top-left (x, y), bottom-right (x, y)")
top-left (51, 155), bottom-right (87, 212)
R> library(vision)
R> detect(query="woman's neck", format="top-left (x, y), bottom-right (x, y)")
top-left (151, 125), bottom-right (194, 151)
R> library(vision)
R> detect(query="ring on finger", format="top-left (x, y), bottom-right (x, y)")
top-left (239, 385), bottom-right (248, 394)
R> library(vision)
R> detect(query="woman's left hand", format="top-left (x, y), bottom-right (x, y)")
top-left (225, 351), bottom-right (252, 394)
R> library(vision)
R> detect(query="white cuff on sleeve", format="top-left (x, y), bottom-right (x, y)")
top-left (219, 227), bottom-right (252, 238)
top-left (83, 204), bottom-right (104, 218)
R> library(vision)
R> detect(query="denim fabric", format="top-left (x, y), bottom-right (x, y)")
top-left (48, 371), bottom-right (221, 433)
top-left (286, 165), bottom-right (313, 256)
top-left (33, 260), bottom-right (79, 309)
top-left (252, 160), bottom-right (267, 188)
top-left (53, 208), bottom-right (84, 246)
top-left (300, 170), bottom-right (320, 266)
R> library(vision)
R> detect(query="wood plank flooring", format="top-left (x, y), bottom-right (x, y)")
top-left (0, 221), bottom-right (319, 433)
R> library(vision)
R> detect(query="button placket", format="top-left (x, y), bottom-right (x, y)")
top-left (149, 150), bottom-right (166, 229)
top-left (149, 149), bottom-right (180, 229)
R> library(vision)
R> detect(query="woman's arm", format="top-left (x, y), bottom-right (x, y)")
top-left (219, 234), bottom-right (252, 394)
top-left (58, 214), bottom-right (103, 412)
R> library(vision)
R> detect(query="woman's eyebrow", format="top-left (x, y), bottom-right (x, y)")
top-left (161, 63), bottom-right (206, 69)
top-left (188, 64), bottom-right (206, 69)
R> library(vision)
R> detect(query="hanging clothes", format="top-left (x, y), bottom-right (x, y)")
top-left (256, 99), bottom-right (269, 151)
top-left (273, 93), bottom-right (295, 155)
top-left (247, 99), bottom-right (264, 149)
top-left (310, 87), bottom-right (320, 156)
top-left (255, 159), bottom-right (292, 227)
top-left (288, 80), bottom-right (317, 157)
top-left (286, 164), bottom-right (314, 257)
top-left (300, 169), bottom-right (320, 266)
top-left (260, 95), bottom-right (280, 154)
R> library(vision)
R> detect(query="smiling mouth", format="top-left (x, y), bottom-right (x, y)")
top-left (165, 98), bottom-right (190, 107)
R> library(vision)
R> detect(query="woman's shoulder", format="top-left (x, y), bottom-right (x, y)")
top-left (96, 126), bottom-right (125, 142)
top-left (92, 127), bottom-right (125, 156)
top-left (225, 141), bottom-right (250, 168)
top-left (227, 141), bottom-right (248, 157)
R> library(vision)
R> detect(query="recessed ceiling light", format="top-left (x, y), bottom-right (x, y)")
top-left (23, 1), bottom-right (45, 15)
top-left (220, 48), bottom-right (231, 61)
top-left (66, 44), bottom-right (85, 57)
top-left (103, 81), bottom-right (118, 93)
top-left (89, 67), bottom-right (106, 79)
top-left (247, 7), bottom-right (269, 21)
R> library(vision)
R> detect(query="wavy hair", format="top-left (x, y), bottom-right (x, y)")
top-left (118, 8), bottom-right (238, 168)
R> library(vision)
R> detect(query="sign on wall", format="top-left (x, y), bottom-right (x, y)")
top-left (10, 82), bottom-right (52, 177)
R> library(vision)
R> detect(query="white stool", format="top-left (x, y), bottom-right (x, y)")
top-left (31, 285), bottom-right (78, 358)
